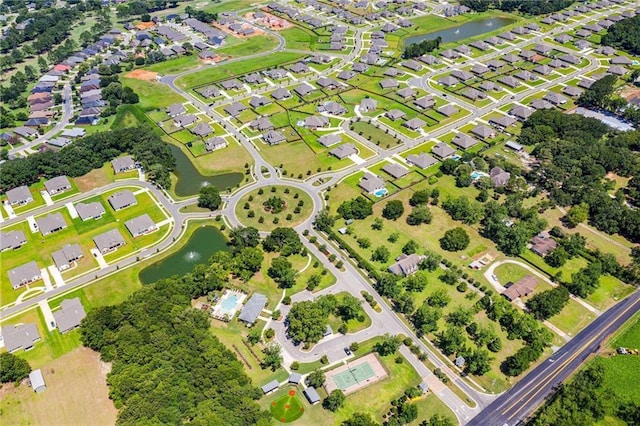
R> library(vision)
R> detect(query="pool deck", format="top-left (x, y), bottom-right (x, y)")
top-left (211, 289), bottom-right (247, 321)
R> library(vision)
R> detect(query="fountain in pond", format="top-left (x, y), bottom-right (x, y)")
top-left (184, 251), bottom-right (202, 263)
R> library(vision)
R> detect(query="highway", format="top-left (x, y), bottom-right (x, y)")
top-left (468, 289), bottom-right (640, 426)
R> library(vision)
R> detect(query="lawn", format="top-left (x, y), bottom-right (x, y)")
top-left (493, 262), bottom-right (530, 285)
top-left (611, 313), bottom-right (640, 349)
top-left (280, 26), bottom-right (319, 50)
top-left (143, 54), bottom-right (200, 75)
top-left (121, 77), bottom-right (186, 111)
top-left (547, 299), bottom-right (596, 338)
top-left (592, 354), bottom-right (640, 404)
top-left (327, 291), bottom-right (372, 334)
top-left (0, 347), bottom-right (117, 426)
top-left (270, 389), bottom-right (305, 423)
top-left (235, 185), bottom-right (314, 231)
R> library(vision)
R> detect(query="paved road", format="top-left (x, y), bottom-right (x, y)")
top-left (468, 289), bottom-right (640, 426)
top-left (10, 82), bottom-right (73, 156)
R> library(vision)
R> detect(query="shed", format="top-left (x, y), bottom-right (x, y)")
top-left (455, 356), bottom-right (465, 367)
top-left (262, 380), bottom-right (279, 394)
top-left (289, 373), bottom-right (302, 384)
top-left (238, 293), bottom-right (267, 325)
top-left (304, 387), bottom-right (321, 404)
top-left (29, 369), bottom-right (46, 393)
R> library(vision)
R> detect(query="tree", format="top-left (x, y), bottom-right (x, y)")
top-left (287, 300), bottom-right (329, 343)
top-left (262, 344), bottom-right (283, 371)
top-left (421, 414), bottom-right (456, 426)
top-left (0, 352), bottom-right (31, 383)
top-left (375, 273), bottom-right (401, 298)
top-left (382, 200), bottom-right (404, 220)
top-left (411, 303), bottom-right (441, 335)
top-left (526, 286), bottom-right (570, 320)
top-left (314, 209), bottom-right (335, 231)
top-left (545, 247), bottom-right (568, 268)
top-left (394, 293), bottom-right (415, 314)
top-left (440, 228), bottom-right (470, 251)
top-left (406, 206), bottom-right (432, 225)
top-left (435, 326), bottom-right (465, 356)
top-left (404, 271), bottom-right (428, 292)
top-left (566, 203), bottom-right (589, 227)
top-left (262, 227), bottom-right (301, 256)
top-left (409, 189), bottom-right (430, 206)
top-left (371, 245), bottom-right (390, 263)
top-left (442, 196), bottom-right (484, 224)
top-left (341, 412), bottom-right (379, 426)
top-left (323, 390), bottom-right (346, 411)
top-left (267, 257), bottom-right (297, 288)
top-left (463, 349), bottom-right (492, 376)
top-left (336, 294), bottom-right (362, 321)
top-left (427, 289), bottom-right (450, 308)
top-left (197, 186), bottom-right (221, 210)
top-left (577, 74), bottom-right (617, 109)
top-left (374, 334), bottom-right (401, 356)
top-left (402, 240), bottom-right (419, 255)
top-left (372, 217), bottom-right (384, 230)
top-left (446, 306), bottom-right (473, 327)
top-left (229, 226), bottom-right (260, 250)
top-left (306, 369), bottom-right (326, 388)
top-left (232, 247), bottom-right (263, 281)
top-left (338, 196), bottom-right (372, 220)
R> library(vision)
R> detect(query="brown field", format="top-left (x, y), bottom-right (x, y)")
top-left (72, 165), bottom-right (113, 192)
top-left (135, 22), bottom-right (155, 30)
top-left (125, 69), bottom-right (159, 81)
top-left (244, 12), bottom-right (293, 30)
top-left (0, 347), bottom-right (117, 425)
top-left (211, 21), bottom-right (264, 38)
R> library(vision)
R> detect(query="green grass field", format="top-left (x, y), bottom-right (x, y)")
top-left (270, 390), bottom-right (305, 423)
top-left (235, 185), bottom-right (314, 231)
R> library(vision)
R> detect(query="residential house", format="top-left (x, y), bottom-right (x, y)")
top-left (489, 167), bottom-right (511, 187)
top-left (52, 298), bottom-right (87, 333)
top-left (502, 276), bottom-right (538, 301)
top-left (403, 118), bottom-right (426, 131)
top-left (431, 142), bottom-right (456, 159)
top-left (93, 229), bottom-right (126, 254)
top-left (0, 230), bottom-right (27, 251)
top-left (107, 190), bottom-right (137, 211)
top-left (329, 143), bottom-right (358, 159)
top-left (205, 137), bottom-right (228, 152)
top-left (75, 202), bottom-right (106, 221)
top-left (470, 125), bottom-right (495, 139)
top-left (382, 163), bottom-right (409, 178)
top-left (43, 176), bottom-right (71, 195)
top-left (6, 186), bottom-right (33, 206)
top-left (388, 253), bottom-right (425, 276)
top-left (36, 213), bottom-right (67, 236)
top-left (111, 156), bottom-right (136, 173)
top-left (8, 261), bottom-right (41, 290)
top-left (263, 130), bottom-right (286, 145)
top-left (407, 153), bottom-right (437, 169)
top-left (358, 173), bottom-right (385, 194)
top-left (51, 244), bottom-right (83, 271)
top-left (530, 233), bottom-right (557, 256)
top-left (452, 133), bottom-right (479, 149)
top-left (125, 214), bottom-right (156, 237)
top-left (1, 323), bottom-right (40, 352)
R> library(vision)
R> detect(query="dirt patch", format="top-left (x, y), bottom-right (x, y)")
top-left (0, 347), bottom-right (117, 425)
top-left (620, 85), bottom-right (640, 102)
top-left (73, 166), bottom-right (112, 192)
top-left (125, 69), bottom-right (159, 81)
top-left (136, 21), bottom-right (156, 30)
top-left (244, 12), bottom-right (293, 30)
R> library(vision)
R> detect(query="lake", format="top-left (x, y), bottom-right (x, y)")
top-left (405, 17), bottom-right (516, 46)
top-left (139, 226), bottom-right (230, 284)
top-left (169, 144), bottom-right (243, 197)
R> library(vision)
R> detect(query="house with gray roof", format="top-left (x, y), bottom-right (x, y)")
top-left (1, 323), bottom-right (40, 352)
top-left (388, 253), bottom-right (425, 276)
top-left (380, 78), bottom-right (399, 89)
top-left (414, 96), bottom-right (435, 109)
top-left (530, 99), bottom-right (555, 110)
top-left (382, 163), bottom-right (409, 178)
top-left (75, 202), bottom-right (105, 221)
top-left (304, 116), bottom-right (329, 128)
top-left (471, 63), bottom-right (490, 75)
top-left (93, 229), bottom-right (126, 254)
top-left (271, 87), bottom-right (291, 100)
top-left (250, 117), bottom-right (274, 131)
top-left (562, 86), bottom-right (583, 97)
top-left (440, 49), bottom-right (459, 60)
top-left (463, 88), bottom-right (487, 101)
top-left (166, 103), bottom-right (186, 117)
top-left (249, 95), bottom-right (271, 108)
top-left (490, 167), bottom-right (511, 187)
top-left (330, 143), bottom-right (358, 159)
top-left (238, 293), bottom-right (267, 325)
top-left (397, 88), bottom-right (417, 99)
top-left (205, 137), bottom-right (228, 152)
top-left (451, 70), bottom-right (474, 81)
top-left (318, 101), bottom-right (347, 115)
top-left (5, 186), bottom-right (33, 206)
top-left (489, 115), bottom-right (517, 129)
top-left (403, 118), bottom-right (426, 131)
top-left (295, 83), bottom-right (315, 96)
top-left (543, 92), bottom-right (568, 105)
top-left (560, 53), bottom-right (580, 65)
top-left (8, 261), bottom-right (41, 289)
top-left (515, 70), bottom-right (536, 81)
top-left (437, 104), bottom-right (459, 117)
top-left (191, 123), bottom-right (214, 137)
top-left (44, 176), bottom-right (71, 195)
top-left (419, 54), bottom-right (439, 65)
top-left (318, 133), bottom-right (342, 147)
top-left (407, 153), bottom-right (437, 169)
top-left (360, 98), bottom-right (377, 112)
top-left (107, 190), bottom-right (137, 211)
top-left (452, 133), bottom-right (480, 149)
top-left (263, 130), bottom-right (286, 145)
top-left (52, 244), bottom-right (83, 271)
top-left (438, 75), bottom-right (459, 87)
top-left (244, 73), bottom-right (265, 84)
top-left (111, 155), bottom-right (136, 173)
top-left (471, 125), bottom-right (496, 139)
top-left (125, 214), bottom-right (156, 237)
top-left (220, 79), bottom-right (243, 90)
top-left (402, 59), bottom-right (422, 71)
top-left (432, 142), bottom-right (456, 159)
top-left (53, 298), bottom-right (87, 333)
top-left (510, 105), bottom-right (534, 121)
top-left (37, 213), bottom-right (67, 236)
top-left (385, 109), bottom-right (406, 121)
top-left (359, 173), bottom-right (385, 193)
top-left (290, 62), bottom-right (309, 73)
top-left (1, 230), bottom-right (27, 251)
top-left (224, 102), bottom-right (247, 117)
top-left (498, 76), bottom-right (519, 88)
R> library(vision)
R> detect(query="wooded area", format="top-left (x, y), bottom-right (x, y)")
top-left (601, 14), bottom-right (640, 55)
top-left (0, 126), bottom-right (175, 191)
top-left (459, 0), bottom-right (574, 15)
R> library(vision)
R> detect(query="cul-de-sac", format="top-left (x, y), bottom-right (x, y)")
top-left (1, 0), bottom-right (640, 425)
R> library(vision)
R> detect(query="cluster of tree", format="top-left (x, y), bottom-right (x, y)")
top-left (481, 200), bottom-right (547, 256)
top-left (460, 0), bottom-right (574, 15)
top-left (198, 186), bottom-right (222, 211)
top-left (382, 200), bottom-right (404, 220)
top-left (80, 255), bottom-right (271, 424)
top-left (115, 0), bottom-right (185, 21)
top-left (384, 393), bottom-right (419, 425)
top-left (601, 14), bottom-right (640, 55)
top-left (525, 286), bottom-right (570, 320)
top-left (519, 109), bottom-right (640, 243)
top-left (338, 196), bottom-right (373, 220)
top-left (97, 71), bottom-right (140, 116)
top-left (442, 196), bottom-right (484, 225)
top-left (0, 352), bottom-right (32, 384)
top-left (476, 294), bottom-right (553, 376)
top-left (577, 73), bottom-right (640, 127)
top-left (530, 363), bottom-right (640, 426)
top-left (185, 5), bottom-right (218, 22)
top-left (323, 389), bottom-right (346, 412)
top-left (440, 227), bottom-right (470, 252)
top-left (0, 62), bottom-right (42, 107)
top-left (0, 126), bottom-right (175, 190)
top-left (286, 294), bottom-right (363, 344)
top-left (402, 37), bottom-right (441, 59)
top-left (0, 8), bottom-right (80, 55)
top-left (262, 227), bottom-right (302, 256)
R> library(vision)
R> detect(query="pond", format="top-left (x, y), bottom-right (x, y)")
top-left (139, 225), bottom-right (230, 284)
top-left (405, 17), bottom-right (517, 46)
top-left (169, 144), bottom-right (243, 197)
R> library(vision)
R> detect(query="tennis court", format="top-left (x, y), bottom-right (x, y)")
top-left (325, 353), bottom-right (388, 395)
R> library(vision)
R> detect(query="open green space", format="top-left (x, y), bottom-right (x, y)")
top-left (280, 26), bottom-right (319, 50)
top-left (121, 78), bottom-right (187, 111)
top-left (327, 291), bottom-right (372, 334)
top-left (235, 185), bottom-right (314, 231)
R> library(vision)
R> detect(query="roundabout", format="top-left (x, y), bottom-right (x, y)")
top-left (234, 185), bottom-right (315, 231)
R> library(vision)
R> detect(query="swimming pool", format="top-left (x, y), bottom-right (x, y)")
top-left (373, 188), bottom-right (388, 197)
top-left (212, 290), bottom-right (246, 320)
top-left (220, 294), bottom-right (239, 316)
top-left (470, 171), bottom-right (489, 180)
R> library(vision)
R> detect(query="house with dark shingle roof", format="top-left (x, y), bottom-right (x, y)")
top-left (125, 214), bottom-right (156, 237)
top-left (1, 230), bottom-right (27, 251)
top-left (53, 298), bottom-right (87, 333)
top-left (190, 123), bottom-right (214, 137)
top-left (107, 190), bottom-right (137, 211)
top-left (1, 323), bottom-right (40, 352)
top-left (238, 293), bottom-right (267, 325)
top-left (330, 144), bottom-right (358, 159)
top-left (388, 254), bottom-right (425, 276)
top-left (8, 261), bottom-right (42, 289)
top-left (359, 173), bottom-right (385, 193)
top-left (263, 130), bottom-right (286, 145)
top-left (382, 163), bottom-right (409, 178)
top-left (93, 229), bottom-right (126, 254)
top-left (403, 118), bottom-right (426, 131)
top-left (205, 137), bottom-right (228, 152)
top-left (432, 142), bottom-right (456, 159)
top-left (75, 202), bottom-right (105, 221)
top-left (51, 244), bottom-right (83, 271)
top-left (407, 153), bottom-right (437, 169)
top-left (36, 213), bottom-right (67, 236)
top-left (6, 186), bottom-right (33, 206)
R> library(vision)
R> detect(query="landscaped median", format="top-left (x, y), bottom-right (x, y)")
top-left (235, 185), bottom-right (314, 231)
